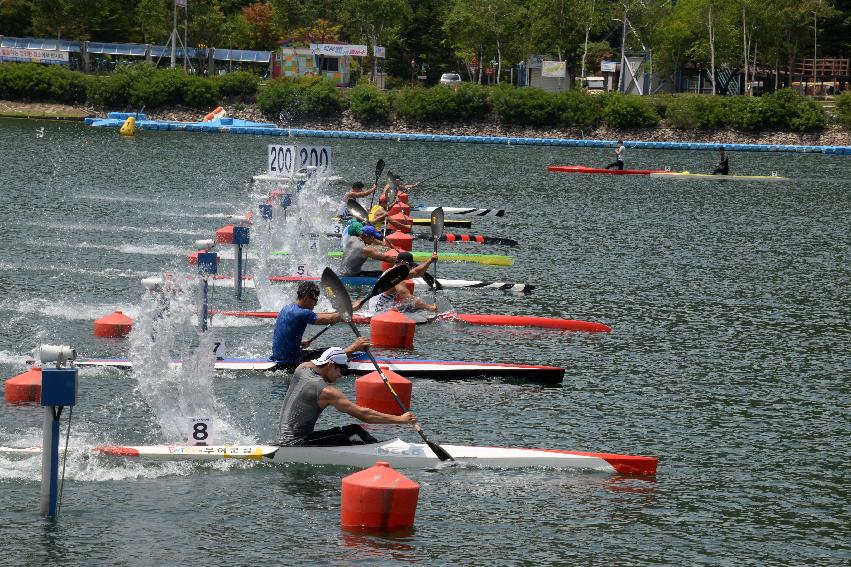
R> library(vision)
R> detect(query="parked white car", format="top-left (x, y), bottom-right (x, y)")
top-left (439, 73), bottom-right (463, 86)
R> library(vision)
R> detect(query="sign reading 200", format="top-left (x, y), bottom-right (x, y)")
top-left (268, 144), bottom-right (332, 177)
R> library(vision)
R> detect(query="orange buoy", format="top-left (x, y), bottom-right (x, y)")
top-left (94, 310), bottom-right (133, 338)
top-left (385, 231), bottom-right (413, 252)
top-left (5, 367), bottom-right (41, 404)
top-left (355, 368), bottom-right (412, 415)
top-left (380, 249), bottom-right (399, 271)
top-left (202, 106), bottom-right (225, 121)
top-left (390, 213), bottom-right (412, 233)
top-left (397, 191), bottom-right (409, 204)
top-left (388, 201), bottom-right (411, 216)
top-left (370, 309), bottom-right (415, 348)
top-left (341, 462), bottom-right (419, 530)
top-left (215, 225), bottom-right (235, 244)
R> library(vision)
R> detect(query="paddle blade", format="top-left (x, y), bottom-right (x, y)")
top-left (427, 439), bottom-right (454, 462)
top-left (320, 267), bottom-right (354, 322)
top-left (420, 272), bottom-right (443, 291)
top-left (364, 264), bottom-right (410, 301)
top-left (346, 198), bottom-right (369, 223)
top-left (375, 159), bottom-right (385, 183)
top-left (386, 186), bottom-right (398, 207)
top-left (430, 207), bottom-right (445, 239)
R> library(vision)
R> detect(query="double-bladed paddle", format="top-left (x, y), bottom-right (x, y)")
top-left (320, 267), bottom-right (454, 462)
top-left (303, 264), bottom-right (410, 346)
top-left (430, 207), bottom-right (444, 301)
top-left (346, 198), bottom-right (370, 224)
top-left (368, 159), bottom-right (385, 211)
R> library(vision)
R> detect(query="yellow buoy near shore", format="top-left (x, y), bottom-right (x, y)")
top-left (119, 116), bottom-right (136, 136)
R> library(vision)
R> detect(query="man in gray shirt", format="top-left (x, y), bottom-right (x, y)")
top-left (277, 346), bottom-right (417, 446)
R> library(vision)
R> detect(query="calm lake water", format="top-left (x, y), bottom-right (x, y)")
top-left (0, 118), bottom-right (848, 565)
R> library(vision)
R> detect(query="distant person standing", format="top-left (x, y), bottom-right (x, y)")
top-left (712, 147), bottom-right (729, 175)
top-left (604, 140), bottom-right (625, 170)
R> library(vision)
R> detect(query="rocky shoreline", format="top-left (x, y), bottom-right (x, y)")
top-left (3, 99), bottom-right (850, 146)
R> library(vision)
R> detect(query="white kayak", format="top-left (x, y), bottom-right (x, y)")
top-left (1, 438), bottom-right (657, 474)
top-left (649, 171), bottom-right (790, 181)
top-left (209, 275), bottom-right (534, 293)
top-left (411, 206), bottom-right (506, 217)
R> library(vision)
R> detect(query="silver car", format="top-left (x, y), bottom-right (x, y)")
top-left (439, 73), bottom-right (463, 86)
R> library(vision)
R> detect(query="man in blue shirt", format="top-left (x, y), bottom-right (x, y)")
top-left (271, 281), bottom-right (366, 370)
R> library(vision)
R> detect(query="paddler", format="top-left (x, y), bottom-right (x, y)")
top-left (271, 281), bottom-right (368, 370)
top-left (277, 346), bottom-right (416, 446)
top-left (370, 186), bottom-right (412, 233)
top-left (362, 251), bottom-right (438, 313)
top-left (338, 180), bottom-right (377, 220)
top-left (604, 139), bottom-right (625, 170)
top-left (340, 224), bottom-right (397, 276)
top-left (712, 147), bottom-right (729, 175)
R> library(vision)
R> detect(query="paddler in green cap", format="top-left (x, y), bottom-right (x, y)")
top-left (340, 224), bottom-right (397, 276)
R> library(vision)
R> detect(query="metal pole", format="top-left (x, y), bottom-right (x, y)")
top-left (40, 407), bottom-right (60, 517)
top-left (619, 5), bottom-right (627, 93)
top-left (170, 0), bottom-right (177, 68)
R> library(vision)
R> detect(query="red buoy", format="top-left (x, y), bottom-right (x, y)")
top-left (397, 191), bottom-right (409, 204)
top-left (370, 310), bottom-right (415, 348)
top-left (215, 225), bottom-right (235, 244)
top-left (389, 213), bottom-right (412, 233)
top-left (355, 368), bottom-right (412, 415)
top-left (5, 367), bottom-right (41, 404)
top-left (388, 202), bottom-right (411, 216)
top-left (385, 231), bottom-right (412, 252)
top-left (94, 310), bottom-right (133, 338)
top-left (380, 249), bottom-right (399, 271)
top-left (341, 462), bottom-right (419, 530)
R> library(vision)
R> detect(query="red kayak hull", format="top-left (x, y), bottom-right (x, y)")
top-left (447, 313), bottom-right (611, 332)
top-left (548, 165), bottom-right (667, 175)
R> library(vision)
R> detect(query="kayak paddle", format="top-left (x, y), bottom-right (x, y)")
top-left (430, 207), bottom-right (444, 302)
top-left (415, 172), bottom-right (446, 185)
top-left (304, 264), bottom-right (410, 346)
top-left (320, 267), bottom-right (454, 462)
top-left (346, 198), bottom-right (370, 224)
top-left (368, 159), bottom-right (385, 211)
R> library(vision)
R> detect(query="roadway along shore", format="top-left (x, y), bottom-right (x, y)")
top-left (3, 99), bottom-right (850, 147)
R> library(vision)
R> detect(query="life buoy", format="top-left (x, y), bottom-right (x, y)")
top-left (202, 106), bottom-right (226, 122)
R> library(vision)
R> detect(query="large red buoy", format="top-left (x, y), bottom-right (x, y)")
top-left (341, 462), bottom-right (419, 530)
top-left (397, 191), bottom-right (409, 204)
top-left (5, 367), bottom-right (41, 404)
top-left (380, 249), bottom-right (399, 271)
top-left (385, 231), bottom-right (412, 251)
top-left (94, 310), bottom-right (133, 338)
top-left (215, 225), bottom-right (235, 244)
top-left (370, 310), bottom-right (415, 348)
top-left (389, 213), bottom-right (412, 233)
top-left (388, 201), bottom-right (411, 216)
top-left (355, 368), bottom-right (412, 415)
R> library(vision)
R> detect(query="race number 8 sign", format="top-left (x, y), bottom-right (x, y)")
top-left (188, 417), bottom-right (214, 446)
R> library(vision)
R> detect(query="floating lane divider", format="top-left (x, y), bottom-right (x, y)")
top-left (83, 115), bottom-right (851, 155)
top-left (76, 355), bottom-right (565, 383)
top-left (269, 250), bottom-right (514, 266)
top-left (210, 310), bottom-right (609, 333)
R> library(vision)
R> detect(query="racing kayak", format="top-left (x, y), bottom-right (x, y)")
top-left (214, 310), bottom-right (610, 333)
top-left (269, 250), bottom-right (513, 266)
top-left (0, 438), bottom-right (657, 475)
top-left (411, 206), bottom-right (505, 217)
top-left (333, 217), bottom-right (472, 228)
top-left (649, 171), bottom-right (790, 181)
top-left (413, 233), bottom-right (518, 246)
top-left (548, 165), bottom-right (668, 175)
top-left (210, 275), bottom-right (534, 293)
top-left (213, 309), bottom-right (437, 325)
top-left (334, 250), bottom-right (512, 267)
top-left (77, 355), bottom-right (565, 382)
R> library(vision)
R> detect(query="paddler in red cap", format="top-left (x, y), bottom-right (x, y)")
top-left (277, 346), bottom-right (416, 446)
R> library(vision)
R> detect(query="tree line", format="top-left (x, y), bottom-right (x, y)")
top-left (1, 0), bottom-right (849, 87)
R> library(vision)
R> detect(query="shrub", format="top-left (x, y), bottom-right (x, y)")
top-left (348, 83), bottom-right (391, 122)
top-left (490, 85), bottom-right (558, 125)
top-left (127, 68), bottom-right (187, 108)
top-left (600, 93), bottom-right (659, 128)
top-left (554, 90), bottom-right (601, 128)
top-left (215, 71), bottom-right (259, 98)
top-left (183, 75), bottom-right (219, 108)
top-left (729, 89), bottom-right (825, 132)
top-left (453, 83), bottom-right (491, 120)
top-left (836, 92), bottom-right (851, 129)
top-left (257, 77), bottom-right (342, 120)
top-left (0, 62), bottom-right (90, 104)
top-left (301, 77), bottom-right (342, 117)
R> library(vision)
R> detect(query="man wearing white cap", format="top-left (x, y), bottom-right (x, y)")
top-left (277, 347), bottom-right (417, 446)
